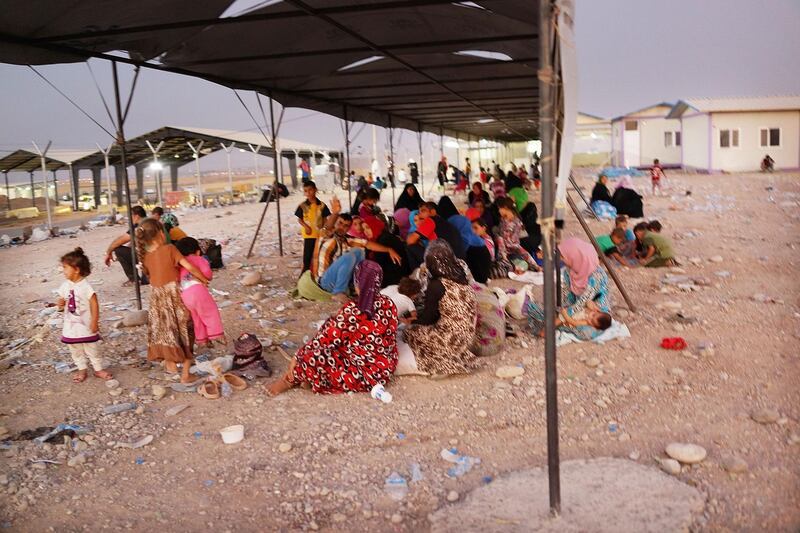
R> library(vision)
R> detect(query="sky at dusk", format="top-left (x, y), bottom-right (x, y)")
top-left (1, 0), bottom-right (798, 176)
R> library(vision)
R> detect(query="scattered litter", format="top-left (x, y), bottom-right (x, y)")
top-left (30, 459), bottom-right (61, 465)
top-left (53, 362), bottom-right (77, 374)
top-left (440, 448), bottom-right (481, 478)
top-left (384, 472), bottom-right (409, 501)
top-left (102, 402), bottom-right (137, 415)
top-left (370, 384), bottom-right (392, 403)
top-left (165, 404), bottom-right (189, 417)
top-left (115, 435), bottom-right (153, 449)
top-left (409, 463), bottom-right (423, 482)
top-left (134, 457), bottom-right (145, 465)
top-left (660, 337), bottom-right (687, 350)
top-left (31, 423), bottom-right (91, 445)
top-left (220, 424), bottom-right (244, 444)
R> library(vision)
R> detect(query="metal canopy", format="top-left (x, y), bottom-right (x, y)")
top-left (0, 148), bottom-right (94, 172)
top-left (0, 0), bottom-right (540, 142)
top-left (67, 126), bottom-right (341, 169)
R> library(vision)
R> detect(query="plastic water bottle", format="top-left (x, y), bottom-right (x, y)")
top-left (370, 384), bottom-right (392, 403)
top-left (221, 381), bottom-right (233, 398)
top-left (102, 402), bottom-right (137, 415)
top-left (384, 472), bottom-right (408, 501)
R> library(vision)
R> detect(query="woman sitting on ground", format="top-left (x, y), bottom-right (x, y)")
top-left (467, 182), bottom-right (491, 207)
top-left (494, 197), bottom-right (540, 274)
top-left (528, 238), bottom-right (612, 340)
top-left (364, 216), bottom-right (409, 287)
top-left (394, 183), bottom-right (423, 212)
top-left (436, 196), bottom-right (491, 283)
top-left (267, 260), bottom-right (398, 396)
top-left (402, 240), bottom-right (478, 376)
top-left (161, 213), bottom-right (188, 243)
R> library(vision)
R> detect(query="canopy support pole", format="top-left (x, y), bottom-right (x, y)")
top-left (268, 93), bottom-right (284, 257)
top-left (112, 60), bottom-right (142, 310)
top-left (248, 144), bottom-right (261, 193)
top-left (187, 141), bottom-right (205, 207)
top-left (388, 116), bottom-right (396, 206)
top-left (539, 0), bottom-right (560, 516)
top-left (31, 141), bottom-right (53, 231)
top-left (145, 140), bottom-right (165, 208)
top-left (29, 171), bottom-right (34, 207)
top-left (97, 143), bottom-right (115, 212)
top-left (221, 142), bottom-right (236, 200)
top-left (3, 171), bottom-right (10, 210)
top-left (417, 124), bottom-right (424, 191)
top-left (566, 193), bottom-right (636, 311)
top-left (569, 174), bottom-right (598, 220)
top-left (344, 105), bottom-right (352, 211)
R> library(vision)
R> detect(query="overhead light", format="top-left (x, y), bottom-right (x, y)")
top-left (149, 162), bottom-right (163, 170)
top-left (452, 2), bottom-right (486, 10)
top-left (454, 50), bottom-right (512, 61)
top-left (337, 55), bottom-right (385, 72)
top-left (476, 118), bottom-right (495, 124)
top-left (174, 154), bottom-right (180, 158)
top-left (220, 0), bottom-right (283, 18)
top-left (445, 140), bottom-right (460, 148)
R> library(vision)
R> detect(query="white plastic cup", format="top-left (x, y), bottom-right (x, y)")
top-left (219, 424), bottom-right (244, 444)
top-left (370, 384), bottom-right (393, 404)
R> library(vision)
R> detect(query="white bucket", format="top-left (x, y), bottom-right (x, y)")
top-left (219, 424), bottom-right (244, 444)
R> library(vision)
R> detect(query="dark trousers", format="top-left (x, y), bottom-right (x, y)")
top-left (114, 246), bottom-right (148, 284)
top-left (465, 245), bottom-right (491, 284)
top-left (406, 242), bottom-right (426, 271)
top-left (302, 238), bottom-right (317, 273)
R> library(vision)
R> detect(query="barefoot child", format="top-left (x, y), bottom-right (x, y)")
top-left (634, 222), bottom-right (677, 267)
top-left (650, 159), bottom-right (665, 196)
top-left (135, 219), bottom-right (209, 383)
top-left (57, 248), bottom-right (112, 383)
top-left (175, 237), bottom-right (225, 349)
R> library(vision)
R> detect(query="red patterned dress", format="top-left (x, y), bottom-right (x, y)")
top-left (291, 296), bottom-right (399, 394)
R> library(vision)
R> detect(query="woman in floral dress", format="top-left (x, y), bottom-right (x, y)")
top-left (266, 260), bottom-right (398, 395)
top-left (403, 240), bottom-right (478, 375)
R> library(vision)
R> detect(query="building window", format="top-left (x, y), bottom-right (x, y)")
top-left (624, 120), bottom-right (638, 131)
top-left (664, 131), bottom-right (681, 147)
top-left (719, 129), bottom-right (739, 148)
top-left (760, 128), bottom-right (780, 147)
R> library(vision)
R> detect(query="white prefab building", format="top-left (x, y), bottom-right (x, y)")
top-left (610, 103), bottom-right (682, 168)
top-left (667, 96), bottom-right (800, 172)
top-left (573, 112), bottom-right (611, 167)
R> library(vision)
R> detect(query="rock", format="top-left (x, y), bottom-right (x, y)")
top-left (105, 379), bottom-right (120, 389)
top-left (476, 409), bottom-right (488, 418)
top-left (331, 513), bottom-right (346, 523)
top-left (750, 293), bottom-right (772, 303)
top-left (708, 255), bottom-right (723, 263)
top-left (495, 366), bottom-right (525, 379)
top-left (122, 310), bottom-right (148, 327)
top-left (628, 451), bottom-right (640, 461)
top-left (391, 514), bottom-right (403, 524)
top-left (750, 408), bottom-right (780, 424)
top-left (109, 389), bottom-right (123, 397)
top-left (658, 458), bottom-right (682, 476)
top-left (618, 433), bottom-right (631, 442)
top-left (165, 404), bottom-right (189, 417)
top-left (665, 443), bottom-right (707, 464)
top-left (151, 385), bottom-right (167, 400)
top-left (241, 272), bottom-right (262, 286)
top-left (511, 376), bottom-right (523, 386)
top-left (688, 257), bottom-right (702, 265)
top-left (67, 454), bottom-right (86, 468)
top-left (720, 455), bottom-right (748, 473)
top-left (278, 443), bottom-right (292, 453)
top-left (697, 342), bottom-right (715, 357)
top-left (447, 490), bottom-right (460, 502)
top-left (615, 308), bottom-right (630, 319)
top-left (584, 357), bottom-right (600, 368)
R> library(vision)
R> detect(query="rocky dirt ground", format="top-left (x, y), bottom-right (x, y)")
top-left (0, 170), bottom-right (798, 532)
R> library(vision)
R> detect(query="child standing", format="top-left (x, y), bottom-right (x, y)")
top-left (135, 219), bottom-right (209, 383)
top-left (650, 158), bottom-right (665, 196)
top-left (175, 237), bottom-right (225, 348)
top-left (294, 180), bottom-right (331, 273)
top-left (57, 248), bottom-right (112, 383)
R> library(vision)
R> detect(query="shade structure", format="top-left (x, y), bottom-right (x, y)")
top-left (0, 0), bottom-right (540, 141)
top-left (0, 149), bottom-right (94, 172)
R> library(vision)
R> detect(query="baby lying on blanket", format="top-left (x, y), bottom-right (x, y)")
top-left (558, 300), bottom-right (612, 331)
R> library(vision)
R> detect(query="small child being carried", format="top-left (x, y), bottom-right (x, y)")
top-left (176, 237), bottom-right (225, 348)
top-left (381, 277), bottom-right (421, 325)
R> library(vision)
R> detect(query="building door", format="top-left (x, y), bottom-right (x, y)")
top-left (623, 120), bottom-right (640, 167)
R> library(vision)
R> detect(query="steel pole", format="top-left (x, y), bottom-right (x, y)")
top-left (418, 125), bottom-right (424, 192)
top-left (112, 61), bottom-right (142, 310)
top-left (539, 0), bottom-right (560, 515)
top-left (388, 116), bottom-right (396, 206)
top-left (34, 147), bottom-right (53, 230)
top-left (269, 94), bottom-right (283, 256)
top-left (344, 105), bottom-right (352, 211)
top-left (3, 172), bottom-right (10, 210)
top-left (104, 151), bottom-right (112, 208)
top-left (29, 172), bottom-right (35, 207)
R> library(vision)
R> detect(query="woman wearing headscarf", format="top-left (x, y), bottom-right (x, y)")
top-left (612, 175), bottom-right (644, 218)
top-left (527, 238), bottom-right (611, 340)
top-left (161, 213), bottom-right (188, 243)
top-left (437, 196), bottom-right (490, 283)
top-left (266, 260), bottom-right (398, 396)
top-left (591, 174), bottom-right (613, 204)
top-left (364, 216), bottom-right (409, 287)
top-left (403, 240), bottom-right (478, 375)
top-left (394, 184), bottom-right (423, 212)
top-left (467, 182), bottom-right (491, 207)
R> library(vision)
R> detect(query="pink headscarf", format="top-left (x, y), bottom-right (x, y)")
top-left (558, 238), bottom-right (599, 296)
top-left (394, 208), bottom-right (411, 239)
top-left (615, 175), bottom-right (635, 190)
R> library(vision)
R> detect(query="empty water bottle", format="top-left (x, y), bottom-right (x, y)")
top-left (370, 384), bottom-right (393, 403)
top-left (447, 455), bottom-right (481, 478)
top-left (102, 402), bottom-right (137, 415)
top-left (384, 472), bottom-right (408, 501)
top-left (221, 381), bottom-right (233, 398)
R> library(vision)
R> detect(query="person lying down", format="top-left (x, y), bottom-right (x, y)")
top-left (557, 300), bottom-right (611, 331)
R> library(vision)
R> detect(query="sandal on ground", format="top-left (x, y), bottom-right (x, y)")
top-left (222, 373), bottom-right (248, 391)
top-left (73, 369), bottom-right (88, 383)
top-left (198, 381), bottom-right (221, 399)
top-left (93, 370), bottom-right (113, 380)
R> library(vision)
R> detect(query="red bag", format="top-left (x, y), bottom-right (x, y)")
top-left (660, 337), bottom-right (687, 350)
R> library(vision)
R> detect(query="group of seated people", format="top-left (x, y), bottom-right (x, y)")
top-left (593, 215), bottom-right (676, 268)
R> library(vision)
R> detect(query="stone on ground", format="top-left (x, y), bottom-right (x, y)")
top-left (665, 443), bottom-right (707, 464)
top-left (429, 458), bottom-right (703, 533)
top-left (122, 310), bottom-right (148, 327)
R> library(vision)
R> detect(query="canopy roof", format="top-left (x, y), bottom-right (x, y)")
top-left (0, 149), bottom-right (95, 172)
top-left (0, 0), bottom-right (540, 142)
top-left (69, 125), bottom-right (340, 169)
